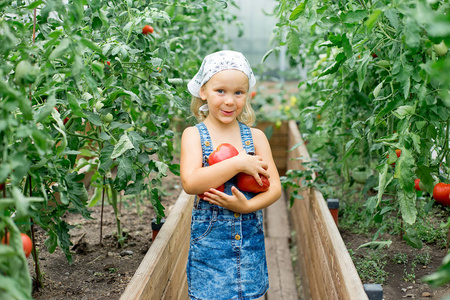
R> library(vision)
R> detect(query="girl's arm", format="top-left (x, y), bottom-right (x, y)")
top-left (203, 128), bottom-right (282, 213)
top-left (180, 126), bottom-right (270, 195)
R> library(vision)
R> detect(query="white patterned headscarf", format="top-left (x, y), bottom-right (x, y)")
top-left (187, 50), bottom-right (256, 98)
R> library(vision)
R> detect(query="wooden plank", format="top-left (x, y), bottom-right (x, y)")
top-left (311, 188), bottom-right (367, 299)
top-left (265, 237), bottom-right (298, 300)
top-left (286, 120), bottom-right (368, 300)
top-left (120, 192), bottom-right (194, 300)
top-left (160, 231), bottom-right (190, 299)
top-left (265, 192), bottom-right (290, 239)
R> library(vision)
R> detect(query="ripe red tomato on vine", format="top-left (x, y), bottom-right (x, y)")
top-left (142, 25), bottom-right (154, 35)
top-left (1, 233), bottom-right (33, 258)
top-left (433, 183), bottom-right (450, 206)
top-left (414, 179), bottom-right (421, 191)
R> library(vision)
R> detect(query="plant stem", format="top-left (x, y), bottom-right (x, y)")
top-left (65, 131), bottom-right (102, 142)
top-left (100, 176), bottom-right (105, 247)
top-left (28, 175), bottom-right (42, 290)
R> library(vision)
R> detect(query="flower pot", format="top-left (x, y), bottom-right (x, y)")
top-left (151, 218), bottom-right (165, 241)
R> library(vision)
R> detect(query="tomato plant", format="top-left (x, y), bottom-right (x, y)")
top-left (0, 0), bottom-right (239, 298)
top-left (267, 0), bottom-right (450, 254)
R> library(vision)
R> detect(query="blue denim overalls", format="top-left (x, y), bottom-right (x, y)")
top-left (186, 122), bottom-right (269, 300)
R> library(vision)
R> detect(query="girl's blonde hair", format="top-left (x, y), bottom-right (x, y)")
top-left (190, 95), bottom-right (256, 126)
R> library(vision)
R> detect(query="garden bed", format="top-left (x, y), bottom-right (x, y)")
top-left (29, 170), bottom-right (181, 300)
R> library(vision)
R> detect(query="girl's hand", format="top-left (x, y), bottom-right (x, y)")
top-left (203, 186), bottom-right (250, 214)
top-left (235, 151), bottom-right (270, 186)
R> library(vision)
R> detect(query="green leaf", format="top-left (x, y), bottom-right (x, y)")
top-left (91, 61), bottom-right (104, 79)
top-left (66, 92), bottom-right (85, 117)
top-left (26, 0), bottom-right (43, 9)
top-left (384, 9), bottom-right (400, 30)
top-left (150, 188), bottom-right (165, 221)
top-left (116, 157), bottom-right (135, 184)
top-left (357, 240), bottom-right (392, 250)
top-left (404, 18), bottom-right (421, 51)
top-left (287, 29), bottom-right (301, 57)
top-left (18, 96), bottom-right (33, 120)
top-left (416, 165), bottom-right (435, 193)
top-left (397, 189), bottom-right (417, 225)
top-left (377, 164), bottom-right (389, 206)
top-left (34, 95), bottom-right (56, 123)
top-left (373, 81), bottom-right (384, 98)
top-left (111, 133), bottom-right (135, 159)
top-left (403, 228), bottom-right (423, 249)
top-left (357, 52), bottom-right (371, 91)
top-left (422, 253), bottom-right (450, 287)
top-left (342, 33), bottom-right (353, 59)
top-left (49, 38), bottom-right (71, 60)
top-left (365, 10), bottom-right (382, 31)
top-left (319, 52), bottom-right (346, 78)
top-left (80, 38), bottom-right (104, 58)
top-left (341, 10), bottom-right (368, 24)
top-left (289, 2), bottom-right (307, 21)
top-left (393, 105), bottom-right (415, 119)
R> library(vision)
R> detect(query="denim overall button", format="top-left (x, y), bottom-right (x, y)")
top-left (205, 141), bottom-right (210, 146)
top-left (235, 234), bottom-right (241, 240)
top-left (245, 140), bottom-right (251, 146)
top-left (234, 213), bottom-right (240, 218)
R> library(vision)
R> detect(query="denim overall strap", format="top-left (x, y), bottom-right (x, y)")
top-left (195, 122), bottom-right (214, 167)
top-left (239, 122), bottom-right (255, 155)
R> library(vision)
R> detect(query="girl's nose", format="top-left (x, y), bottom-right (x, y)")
top-left (224, 95), bottom-right (234, 105)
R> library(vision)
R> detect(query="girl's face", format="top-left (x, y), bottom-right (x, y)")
top-left (199, 69), bottom-right (249, 124)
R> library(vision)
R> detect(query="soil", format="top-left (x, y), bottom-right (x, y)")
top-left (340, 228), bottom-right (450, 300)
top-left (29, 169), bottom-right (181, 300)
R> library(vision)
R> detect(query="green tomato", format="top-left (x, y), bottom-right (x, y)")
top-left (95, 102), bottom-right (104, 111)
top-left (15, 60), bottom-right (38, 86)
top-left (433, 41), bottom-right (448, 57)
top-left (102, 113), bottom-right (113, 123)
top-left (352, 167), bottom-right (372, 184)
top-left (376, 60), bottom-right (390, 68)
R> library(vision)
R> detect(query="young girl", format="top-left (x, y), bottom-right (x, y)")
top-left (180, 50), bottom-right (281, 300)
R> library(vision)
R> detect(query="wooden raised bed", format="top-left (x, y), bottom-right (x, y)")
top-left (286, 120), bottom-right (369, 300)
top-left (120, 191), bottom-right (194, 300)
top-left (121, 120), bottom-right (368, 300)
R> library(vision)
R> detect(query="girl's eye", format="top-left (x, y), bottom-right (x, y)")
top-left (235, 91), bottom-right (244, 95)
top-left (217, 89), bottom-right (225, 94)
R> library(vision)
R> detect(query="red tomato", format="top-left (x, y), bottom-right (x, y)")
top-left (63, 117), bottom-right (69, 125)
top-left (414, 179), bottom-right (421, 191)
top-left (198, 143), bottom-right (238, 199)
top-left (236, 172), bottom-right (270, 193)
top-left (106, 61), bottom-right (111, 66)
top-left (198, 184), bottom-right (225, 200)
top-left (1, 232), bottom-right (33, 258)
top-left (142, 25), bottom-right (154, 35)
top-left (21, 233), bottom-right (33, 258)
top-left (250, 91), bottom-right (257, 98)
top-left (433, 183), bottom-right (450, 206)
top-left (208, 143), bottom-right (239, 165)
